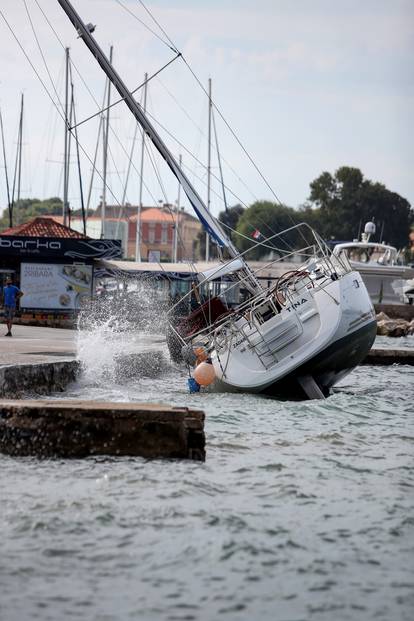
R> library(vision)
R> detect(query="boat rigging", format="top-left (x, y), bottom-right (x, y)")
top-left (57, 0), bottom-right (377, 400)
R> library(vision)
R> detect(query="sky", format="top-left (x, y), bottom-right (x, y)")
top-left (0, 0), bottom-right (413, 221)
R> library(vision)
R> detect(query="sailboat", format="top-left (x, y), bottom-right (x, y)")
top-left (58, 0), bottom-right (377, 399)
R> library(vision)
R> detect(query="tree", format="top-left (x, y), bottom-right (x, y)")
top-left (218, 204), bottom-right (244, 242)
top-left (0, 197), bottom-right (63, 231)
top-left (236, 201), bottom-right (298, 260)
top-left (196, 204), bottom-right (245, 260)
top-left (308, 166), bottom-right (412, 248)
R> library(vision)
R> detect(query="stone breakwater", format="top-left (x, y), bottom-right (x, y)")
top-left (0, 400), bottom-right (205, 461)
top-left (0, 361), bottom-right (79, 399)
top-left (376, 312), bottom-right (414, 338)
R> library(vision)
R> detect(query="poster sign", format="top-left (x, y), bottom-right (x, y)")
top-left (148, 250), bottom-right (161, 263)
top-left (20, 262), bottom-right (93, 310)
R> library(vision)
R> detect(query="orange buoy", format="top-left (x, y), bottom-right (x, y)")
top-left (194, 346), bottom-right (208, 364)
top-left (193, 361), bottom-right (216, 387)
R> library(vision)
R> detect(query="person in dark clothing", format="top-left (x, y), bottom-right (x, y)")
top-left (2, 277), bottom-right (23, 337)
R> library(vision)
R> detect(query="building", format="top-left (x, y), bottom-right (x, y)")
top-left (1, 216), bottom-right (88, 240)
top-left (82, 204), bottom-right (202, 261)
top-left (0, 216), bottom-right (121, 317)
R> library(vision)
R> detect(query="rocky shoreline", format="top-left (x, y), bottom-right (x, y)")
top-left (376, 312), bottom-right (414, 338)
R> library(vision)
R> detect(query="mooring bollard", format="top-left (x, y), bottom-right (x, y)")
top-left (0, 400), bottom-right (205, 461)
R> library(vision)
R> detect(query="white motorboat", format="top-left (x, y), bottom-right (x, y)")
top-left (333, 222), bottom-right (414, 305)
top-left (58, 0), bottom-right (377, 399)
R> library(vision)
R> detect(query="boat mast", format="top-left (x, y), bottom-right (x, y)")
top-left (0, 107), bottom-right (12, 227)
top-left (63, 47), bottom-right (70, 226)
top-left (10, 93), bottom-right (24, 226)
top-left (16, 93), bottom-right (23, 209)
top-left (101, 45), bottom-right (113, 239)
top-left (136, 71), bottom-right (148, 262)
top-left (115, 118), bottom-right (139, 254)
top-left (57, 0), bottom-right (239, 258)
top-left (205, 77), bottom-right (212, 262)
top-left (173, 153), bottom-right (182, 262)
top-left (85, 78), bottom-right (108, 220)
top-left (70, 78), bottom-right (86, 236)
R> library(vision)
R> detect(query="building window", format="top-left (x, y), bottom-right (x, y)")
top-left (148, 223), bottom-right (155, 244)
top-left (161, 223), bottom-right (168, 244)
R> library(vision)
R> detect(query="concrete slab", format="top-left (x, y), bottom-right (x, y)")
top-left (0, 324), bottom-right (76, 366)
top-left (0, 399), bottom-right (206, 460)
top-left (363, 347), bottom-right (414, 365)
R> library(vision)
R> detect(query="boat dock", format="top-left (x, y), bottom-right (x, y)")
top-left (0, 325), bottom-right (412, 460)
top-left (363, 347), bottom-right (414, 365)
top-left (1, 325), bottom-right (413, 398)
top-left (0, 326), bottom-right (205, 460)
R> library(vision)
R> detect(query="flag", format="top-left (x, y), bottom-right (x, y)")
top-left (252, 229), bottom-right (262, 240)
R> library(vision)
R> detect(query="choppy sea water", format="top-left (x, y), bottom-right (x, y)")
top-left (1, 326), bottom-right (413, 621)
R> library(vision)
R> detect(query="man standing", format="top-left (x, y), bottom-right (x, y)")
top-left (2, 277), bottom-right (23, 337)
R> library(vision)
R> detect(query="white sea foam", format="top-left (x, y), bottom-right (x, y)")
top-left (75, 281), bottom-right (170, 384)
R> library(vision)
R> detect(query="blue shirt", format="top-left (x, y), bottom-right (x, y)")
top-left (3, 285), bottom-right (20, 308)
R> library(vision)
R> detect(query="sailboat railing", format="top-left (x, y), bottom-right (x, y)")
top-left (167, 222), bottom-right (351, 321)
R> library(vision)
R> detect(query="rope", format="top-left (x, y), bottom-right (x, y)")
top-left (0, 7), bottom-right (125, 217)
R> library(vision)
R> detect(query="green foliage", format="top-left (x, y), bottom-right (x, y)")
top-left (218, 204), bottom-right (244, 242)
top-left (195, 227), bottom-right (218, 261)
top-left (0, 197), bottom-right (63, 231)
top-left (196, 204), bottom-right (245, 259)
top-left (236, 201), bottom-right (299, 260)
top-left (308, 167), bottom-right (412, 248)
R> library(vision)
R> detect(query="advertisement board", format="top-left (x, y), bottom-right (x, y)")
top-left (0, 236), bottom-right (122, 259)
top-left (20, 263), bottom-right (93, 310)
top-left (148, 250), bottom-right (161, 263)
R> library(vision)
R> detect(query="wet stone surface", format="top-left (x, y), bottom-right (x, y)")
top-left (0, 400), bottom-right (205, 461)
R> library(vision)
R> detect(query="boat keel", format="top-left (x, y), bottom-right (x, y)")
top-left (297, 375), bottom-right (326, 400)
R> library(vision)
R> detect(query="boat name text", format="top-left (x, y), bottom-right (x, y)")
top-left (285, 298), bottom-right (308, 313)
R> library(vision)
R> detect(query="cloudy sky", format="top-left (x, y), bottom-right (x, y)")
top-left (0, 0), bottom-right (413, 220)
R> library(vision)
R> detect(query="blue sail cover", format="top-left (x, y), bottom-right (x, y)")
top-left (167, 157), bottom-right (231, 249)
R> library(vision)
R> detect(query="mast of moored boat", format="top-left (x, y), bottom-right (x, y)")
top-left (16, 93), bottom-right (23, 210)
top-left (57, 0), bottom-right (261, 291)
top-left (136, 71), bottom-right (148, 262)
top-left (0, 106), bottom-right (12, 227)
top-left (63, 47), bottom-right (70, 226)
top-left (173, 153), bottom-right (182, 263)
top-left (101, 45), bottom-right (113, 239)
top-left (205, 77), bottom-right (212, 262)
top-left (57, 3), bottom-right (237, 254)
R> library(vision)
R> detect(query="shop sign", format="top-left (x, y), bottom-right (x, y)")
top-left (20, 262), bottom-right (93, 310)
top-left (0, 236), bottom-right (121, 259)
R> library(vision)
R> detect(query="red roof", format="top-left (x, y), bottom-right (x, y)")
top-left (130, 208), bottom-right (174, 223)
top-left (2, 217), bottom-right (88, 239)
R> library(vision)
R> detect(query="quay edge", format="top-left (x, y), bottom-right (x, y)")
top-left (0, 399), bottom-right (206, 461)
top-left (0, 360), bottom-right (79, 399)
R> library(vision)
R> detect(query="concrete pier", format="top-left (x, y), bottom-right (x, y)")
top-left (0, 400), bottom-right (205, 460)
top-left (0, 360), bottom-right (79, 399)
top-left (0, 325), bottom-right (78, 398)
top-left (363, 347), bottom-right (414, 366)
top-left (0, 324), bottom-right (76, 366)
top-left (374, 304), bottom-right (414, 322)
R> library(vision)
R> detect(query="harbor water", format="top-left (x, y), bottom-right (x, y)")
top-left (1, 319), bottom-right (413, 620)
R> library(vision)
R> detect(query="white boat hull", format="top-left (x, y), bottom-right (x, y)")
top-left (211, 271), bottom-right (376, 397)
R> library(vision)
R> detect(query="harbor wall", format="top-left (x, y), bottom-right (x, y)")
top-left (0, 360), bottom-right (79, 399)
top-left (0, 400), bottom-right (205, 461)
